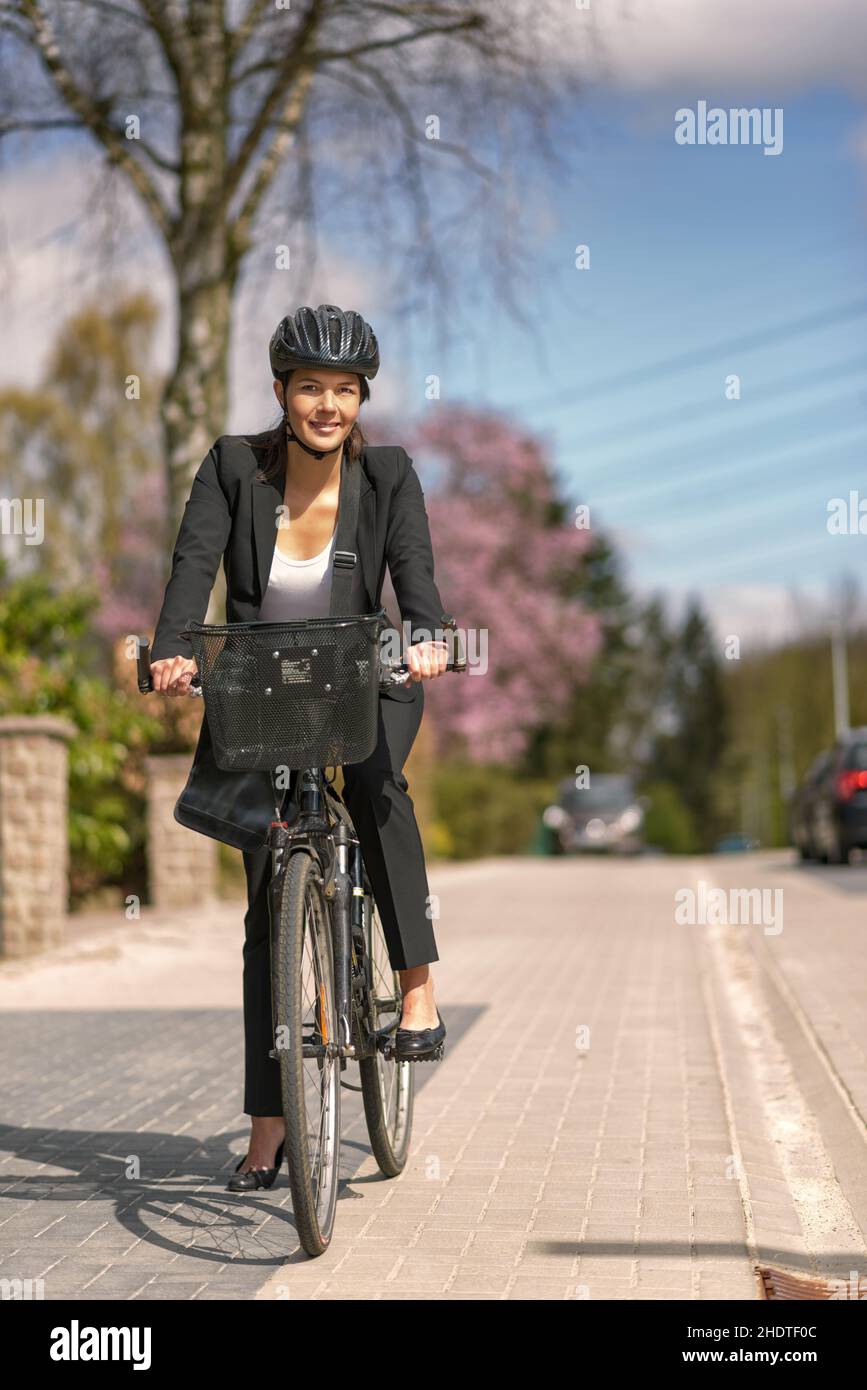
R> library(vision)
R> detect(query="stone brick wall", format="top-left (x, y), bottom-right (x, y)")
top-left (0, 715), bottom-right (76, 958)
top-left (145, 754), bottom-right (218, 909)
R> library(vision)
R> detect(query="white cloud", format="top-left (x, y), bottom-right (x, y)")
top-left (1, 145), bottom-right (402, 427)
top-left (1, 149), bottom-right (173, 389)
top-left (655, 580), bottom-right (854, 648)
top-left (4, 1), bottom-right (865, 440)
top-left (547, 0), bottom-right (867, 96)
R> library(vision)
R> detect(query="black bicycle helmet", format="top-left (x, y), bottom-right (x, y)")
top-left (269, 303), bottom-right (380, 380)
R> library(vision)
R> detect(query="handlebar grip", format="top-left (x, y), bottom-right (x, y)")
top-left (135, 636), bottom-right (202, 694)
top-left (136, 637), bottom-right (153, 693)
top-left (439, 613), bottom-right (468, 673)
top-left (379, 615), bottom-right (469, 686)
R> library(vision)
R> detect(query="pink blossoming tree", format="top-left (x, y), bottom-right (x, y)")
top-left (406, 408), bottom-right (603, 763)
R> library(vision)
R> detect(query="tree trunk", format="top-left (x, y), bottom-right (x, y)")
top-left (161, 70), bottom-right (236, 624)
top-left (162, 254), bottom-right (235, 521)
top-left (160, 251), bottom-right (236, 623)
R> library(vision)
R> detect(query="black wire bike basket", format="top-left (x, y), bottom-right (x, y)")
top-left (182, 613), bottom-right (387, 772)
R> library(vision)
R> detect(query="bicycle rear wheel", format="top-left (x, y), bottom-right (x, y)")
top-left (272, 849), bottom-right (340, 1257)
top-left (358, 879), bottom-right (414, 1176)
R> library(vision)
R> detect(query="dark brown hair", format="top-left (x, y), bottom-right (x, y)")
top-left (251, 369), bottom-right (371, 484)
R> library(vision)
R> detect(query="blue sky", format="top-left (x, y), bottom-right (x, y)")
top-left (413, 83), bottom-right (867, 642)
top-left (3, 1), bottom-right (866, 644)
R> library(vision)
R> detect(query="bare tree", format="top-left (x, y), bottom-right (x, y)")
top-left (0, 0), bottom-right (571, 525)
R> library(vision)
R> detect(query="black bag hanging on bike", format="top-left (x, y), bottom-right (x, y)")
top-left (171, 450), bottom-right (364, 853)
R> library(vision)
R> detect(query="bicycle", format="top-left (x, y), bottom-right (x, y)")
top-left (136, 607), bottom-right (466, 1256)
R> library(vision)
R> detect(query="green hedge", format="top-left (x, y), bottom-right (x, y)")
top-left (0, 565), bottom-right (179, 906)
top-left (639, 779), bottom-right (700, 854)
top-left (430, 762), bottom-right (555, 859)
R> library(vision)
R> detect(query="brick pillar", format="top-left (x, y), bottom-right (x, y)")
top-left (145, 754), bottom-right (218, 909)
top-left (0, 715), bottom-right (77, 958)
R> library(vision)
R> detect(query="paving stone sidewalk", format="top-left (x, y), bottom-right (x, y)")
top-left (2, 853), bottom-right (865, 1300)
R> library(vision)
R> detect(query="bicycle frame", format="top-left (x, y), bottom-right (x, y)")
top-left (266, 767), bottom-right (368, 1063)
top-left (135, 612), bottom-right (468, 1066)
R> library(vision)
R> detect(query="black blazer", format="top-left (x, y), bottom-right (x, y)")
top-left (150, 432), bottom-right (449, 851)
top-left (152, 431), bottom-right (448, 703)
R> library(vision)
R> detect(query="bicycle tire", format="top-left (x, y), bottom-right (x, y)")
top-left (357, 879), bottom-right (414, 1176)
top-left (322, 780), bottom-right (414, 1173)
top-left (273, 848), bottom-right (341, 1257)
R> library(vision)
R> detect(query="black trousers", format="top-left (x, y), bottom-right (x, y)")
top-left (240, 683), bottom-right (439, 1116)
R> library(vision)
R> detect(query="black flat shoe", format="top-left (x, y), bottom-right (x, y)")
top-left (393, 1008), bottom-right (446, 1062)
top-left (225, 1138), bottom-right (285, 1192)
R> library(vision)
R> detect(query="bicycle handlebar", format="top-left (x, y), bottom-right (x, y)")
top-left (135, 612), bottom-right (468, 697)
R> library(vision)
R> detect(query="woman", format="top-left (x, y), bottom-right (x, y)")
top-left (149, 304), bottom-right (450, 1190)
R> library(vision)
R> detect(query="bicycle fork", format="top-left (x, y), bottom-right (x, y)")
top-left (329, 820), bottom-right (354, 1059)
top-left (267, 769), bottom-right (366, 1064)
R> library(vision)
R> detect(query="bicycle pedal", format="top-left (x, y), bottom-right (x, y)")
top-left (410, 1045), bottom-right (445, 1062)
top-left (392, 1043), bottom-right (445, 1063)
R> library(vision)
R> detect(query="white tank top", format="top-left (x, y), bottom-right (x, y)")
top-left (257, 528), bottom-right (367, 621)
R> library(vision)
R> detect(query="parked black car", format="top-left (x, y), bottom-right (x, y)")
top-left (790, 749), bottom-right (832, 861)
top-left (790, 729), bottom-right (867, 864)
top-left (542, 774), bottom-right (646, 855)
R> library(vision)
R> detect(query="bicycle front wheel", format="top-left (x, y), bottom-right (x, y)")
top-left (272, 849), bottom-right (340, 1257)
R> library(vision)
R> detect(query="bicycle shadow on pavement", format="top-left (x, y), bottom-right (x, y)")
top-left (0, 1004), bottom-right (477, 1278)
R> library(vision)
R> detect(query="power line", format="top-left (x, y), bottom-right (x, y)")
top-left (554, 227), bottom-right (867, 347)
top-left (586, 407), bottom-right (867, 506)
top-left (637, 481), bottom-right (863, 544)
top-left (535, 297), bottom-right (867, 406)
top-left (553, 352), bottom-right (867, 455)
top-left (638, 529), bottom-right (848, 581)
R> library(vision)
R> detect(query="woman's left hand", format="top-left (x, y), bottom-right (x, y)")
top-left (405, 640), bottom-right (449, 682)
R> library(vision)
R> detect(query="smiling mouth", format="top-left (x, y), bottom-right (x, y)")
top-left (311, 421), bottom-right (339, 433)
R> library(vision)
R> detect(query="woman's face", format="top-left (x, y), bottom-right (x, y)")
top-left (276, 368), bottom-right (361, 451)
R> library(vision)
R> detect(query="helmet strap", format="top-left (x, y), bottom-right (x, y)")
top-left (284, 414), bottom-right (331, 461)
top-left (278, 374), bottom-right (350, 461)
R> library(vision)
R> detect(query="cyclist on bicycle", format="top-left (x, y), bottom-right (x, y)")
top-left (149, 304), bottom-right (450, 1188)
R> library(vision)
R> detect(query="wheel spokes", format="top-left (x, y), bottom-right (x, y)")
top-left (366, 894), bottom-right (403, 1128)
top-left (299, 890), bottom-right (337, 1209)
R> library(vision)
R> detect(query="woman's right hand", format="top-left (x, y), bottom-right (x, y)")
top-left (150, 655), bottom-right (199, 696)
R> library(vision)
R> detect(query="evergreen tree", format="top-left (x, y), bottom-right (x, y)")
top-left (647, 597), bottom-right (728, 849)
